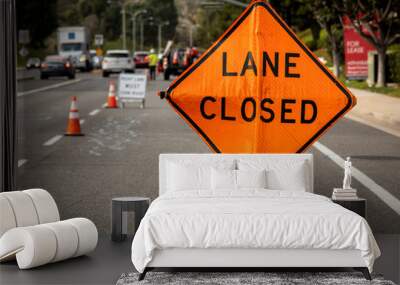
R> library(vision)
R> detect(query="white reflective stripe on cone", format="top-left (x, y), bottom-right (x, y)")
top-left (70, 100), bottom-right (77, 110)
top-left (109, 82), bottom-right (115, 92)
top-left (69, 112), bottom-right (80, 119)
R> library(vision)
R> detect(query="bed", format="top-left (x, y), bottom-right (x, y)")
top-left (131, 154), bottom-right (380, 280)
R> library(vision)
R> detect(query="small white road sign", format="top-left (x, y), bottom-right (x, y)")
top-left (19, 47), bottom-right (29, 57)
top-left (118, 73), bottom-right (147, 108)
top-left (18, 30), bottom-right (30, 44)
top-left (95, 34), bottom-right (104, 46)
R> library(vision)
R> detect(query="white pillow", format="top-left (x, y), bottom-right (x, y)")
top-left (238, 159), bottom-right (308, 191)
top-left (166, 159), bottom-right (236, 192)
top-left (267, 164), bottom-right (307, 191)
top-left (167, 162), bottom-right (211, 191)
top-left (236, 169), bottom-right (267, 189)
top-left (211, 168), bottom-right (236, 190)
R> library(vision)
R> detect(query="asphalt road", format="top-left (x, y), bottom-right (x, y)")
top-left (16, 71), bottom-right (400, 235)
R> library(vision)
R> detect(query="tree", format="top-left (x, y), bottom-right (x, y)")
top-left (124, 0), bottom-right (178, 50)
top-left (16, 0), bottom-right (58, 48)
top-left (339, 0), bottom-right (400, 87)
top-left (303, 0), bottom-right (343, 77)
top-left (194, 2), bottom-right (246, 48)
top-left (270, 0), bottom-right (321, 49)
top-left (103, 5), bottom-right (122, 40)
top-left (58, 0), bottom-right (82, 27)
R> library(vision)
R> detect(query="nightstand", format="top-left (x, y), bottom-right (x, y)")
top-left (332, 198), bottom-right (366, 218)
top-left (111, 197), bottom-right (150, 242)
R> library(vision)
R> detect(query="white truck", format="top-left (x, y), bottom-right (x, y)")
top-left (57, 26), bottom-right (92, 71)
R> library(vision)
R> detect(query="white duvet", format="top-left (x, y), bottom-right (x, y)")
top-left (131, 190), bottom-right (380, 273)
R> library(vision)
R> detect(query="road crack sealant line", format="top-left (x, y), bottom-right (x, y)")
top-left (314, 141), bottom-right (400, 216)
top-left (41, 105), bottom-right (104, 147)
top-left (43, 135), bottom-right (63, 146)
top-left (18, 159), bottom-right (27, 167)
top-left (17, 78), bottom-right (83, 97)
top-left (89, 109), bottom-right (100, 116)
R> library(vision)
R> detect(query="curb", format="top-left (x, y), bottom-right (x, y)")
top-left (346, 113), bottom-right (400, 138)
top-left (17, 76), bottom-right (35, 82)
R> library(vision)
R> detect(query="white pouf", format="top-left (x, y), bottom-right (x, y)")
top-left (42, 221), bottom-right (79, 262)
top-left (66, 218), bottom-right (98, 257)
top-left (0, 196), bottom-right (17, 237)
top-left (0, 189), bottom-right (98, 269)
top-left (23, 188), bottom-right (60, 223)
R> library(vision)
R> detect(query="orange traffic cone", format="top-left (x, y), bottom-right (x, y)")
top-left (106, 81), bottom-right (118, 108)
top-left (65, 96), bottom-right (84, 136)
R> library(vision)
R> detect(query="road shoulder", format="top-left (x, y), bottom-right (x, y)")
top-left (347, 87), bottom-right (400, 138)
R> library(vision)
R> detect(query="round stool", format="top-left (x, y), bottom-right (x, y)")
top-left (111, 197), bottom-right (150, 242)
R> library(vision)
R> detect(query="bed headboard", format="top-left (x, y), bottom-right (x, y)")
top-left (159, 153), bottom-right (314, 195)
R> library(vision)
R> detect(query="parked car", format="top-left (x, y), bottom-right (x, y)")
top-left (102, 50), bottom-right (135, 77)
top-left (161, 47), bottom-right (200, 80)
top-left (133, 51), bottom-right (149, 68)
top-left (40, 55), bottom-right (75, 80)
top-left (161, 48), bottom-right (186, 80)
top-left (26, 57), bottom-right (41, 69)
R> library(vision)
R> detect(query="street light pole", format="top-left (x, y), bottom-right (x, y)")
top-left (132, 17), bottom-right (135, 52)
top-left (158, 24), bottom-right (162, 53)
top-left (157, 22), bottom-right (169, 53)
top-left (140, 18), bottom-right (144, 50)
top-left (119, 0), bottom-right (141, 50)
top-left (122, 6), bottom-right (127, 49)
top-left (138, 15), bottom-right (154, 51)
top-left (130, 9), bottom-right (147, 53)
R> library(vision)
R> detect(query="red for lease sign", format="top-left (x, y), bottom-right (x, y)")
top-left (343, 16), bottom-right (376, 80)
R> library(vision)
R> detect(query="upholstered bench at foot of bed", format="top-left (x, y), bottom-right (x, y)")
top-left (0, 218), bottom-right (98, 269)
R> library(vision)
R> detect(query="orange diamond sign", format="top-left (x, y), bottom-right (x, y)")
top-left (162, 0), bottom-right (356, 153)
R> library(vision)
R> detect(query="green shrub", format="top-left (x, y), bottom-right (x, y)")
top-left (388, 52), bottom-right (400, 83)
top-left (298, 29), bottom-right (315, 50)
top-left (313, 48), bottom-right (333, 66)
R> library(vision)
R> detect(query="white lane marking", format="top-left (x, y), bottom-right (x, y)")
top-left (102, 103), bottom-right (108, 108)
top-left (18, 159), bottom-right (27, 167)
top-left (89, 109), bottom-right (100, 116)
top-left (314, 141), bottom-right (400, 216)
top-left (17, 79), bottom-right (83, 97)
top-left (43, 135), bottom-right (63, 146)
top-left (80, 119), bottom-right (85, 125)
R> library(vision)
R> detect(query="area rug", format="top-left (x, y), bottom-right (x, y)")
top-left (116, 272), bottom-right (396, 285)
